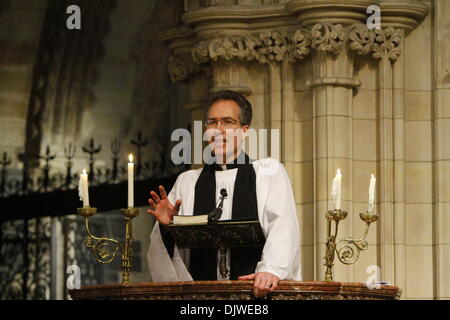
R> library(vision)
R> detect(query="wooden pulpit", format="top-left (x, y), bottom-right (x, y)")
top-left (69, 281), bottom-right (401, 300)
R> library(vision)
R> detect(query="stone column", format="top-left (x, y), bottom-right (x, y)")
top-left (186, 73), bottom-right (211, 168)
top-left (392, 28), bottom-right (406, 295)
top-left (376, 30), bottom-right (397, 286)
top-left (306, 33), bottom-right (361, 282)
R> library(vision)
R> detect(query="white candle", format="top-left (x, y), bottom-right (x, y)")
top-left (368, 174), bottom-right (376, 212)
top-left (78, 169), bottom-right (90, 207)
top-left (331, 169), bottom-right (342, 210)
top-left (128, 154), bottom-right (134, 208)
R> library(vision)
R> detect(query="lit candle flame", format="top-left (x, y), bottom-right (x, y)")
top-left (129, 154), bottom-right (133, 163)
top-left (82, 169), bottom-right (87, 175)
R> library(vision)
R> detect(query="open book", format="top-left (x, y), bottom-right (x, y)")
top-left (172, 214), bottom-right (209, 225)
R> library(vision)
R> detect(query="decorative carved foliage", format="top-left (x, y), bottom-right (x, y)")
top-left (192, 36), bottom-right (257, 64)
top-left (310, 23), bottom-right (346, 55)
top-left (168, 52), bottom-right (211, 82)
top-left (191, 40), bottom-right (210, 65)
top-left (290, 29), bottom-right (311, 61)
top-left (169, 23), bottom-right (403, 82)
top-left (348, 26), bottom-right (402, 62)
top-left (348, 24), bottom-right (376, 56)
top-left (255, 31), bottom-right (290, 64)
top-left (168, 53), bottom-right (197, 82)
top-left (210, 36), bottom-right (256, 61)
top-left (373, 28), bottom-right (402, 61)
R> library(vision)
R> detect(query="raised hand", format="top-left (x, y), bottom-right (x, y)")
top-left (147, 185), bottom-right (181, 225)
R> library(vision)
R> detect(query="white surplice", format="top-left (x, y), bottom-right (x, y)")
top-left (146, 158), bottom-right (302, 282)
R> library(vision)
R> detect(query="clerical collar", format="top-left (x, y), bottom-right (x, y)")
top-left (211, 152), bottom-right (253, 171)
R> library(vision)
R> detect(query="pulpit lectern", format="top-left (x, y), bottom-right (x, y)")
top-left (69, 217), bottom-right (403, 300)
top-left (168, 219), bottom-right (265, 279)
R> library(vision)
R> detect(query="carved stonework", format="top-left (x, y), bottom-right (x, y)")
top-left (168, 50), bottom-right (212, 83)
top-left (349, 25), bottom-right (402, 62)
top-left (208, 37), bottom-right (256, 62)
top-left (256, 31), bottom-right (290, 64)
top-left (168, 52), bottom-right (198, 82)
top-left (348, 24), bottom-right (376, 56)
top-left (192, 36), bottom-right (257, 64)
top-left (372, 28), bottom-right (402, 62)
top-left (170, 23), bottom-right (404, 82)
top-left (290, 28), bottom-right (311, 61)
top-left (310, 23), bottom-right (346, 55)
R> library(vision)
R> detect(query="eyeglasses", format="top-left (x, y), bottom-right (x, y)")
top-left (204, 118), bottom-right (243, 128)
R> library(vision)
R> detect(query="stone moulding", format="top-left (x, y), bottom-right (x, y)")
top-left (168, 22), bottom-right (403, 82)
top-left (306, 77), bottom-right (362, 89)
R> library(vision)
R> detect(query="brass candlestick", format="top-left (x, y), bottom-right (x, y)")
top-left (324, 209), bottom-right (378, 281)
top-left (77, 206), bottom-right (140, 284)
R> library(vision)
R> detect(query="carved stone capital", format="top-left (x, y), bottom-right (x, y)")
top-left (192, 36), bottom-right (258, 64)
top-left (168, 52), bottom-right (192, 82)
top-left (190, 23), bottom-right (403, 64)
top-left (310, 23), bottom-right (347, 55)
top-left (167, 24), bottom-right (405, 82)
top-left (168, 51), bottom-right (211, 83)
top-left (164, 0), bottom-right (428, 82)
top-left (372, 28), bottom-right (402, 61)
top-left (291, 28), bottom-right (312, 60)
top-left (348, 24), bottom-right (402, 61)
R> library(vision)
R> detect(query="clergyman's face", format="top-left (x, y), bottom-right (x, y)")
top-left (205, 99), bottom-right (248, 162)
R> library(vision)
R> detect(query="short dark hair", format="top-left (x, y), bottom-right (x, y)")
top-left (206, 90), bottom-right (253, 126)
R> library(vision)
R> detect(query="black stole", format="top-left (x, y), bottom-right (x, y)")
top-left (189, 153), bottom-right (263, 280)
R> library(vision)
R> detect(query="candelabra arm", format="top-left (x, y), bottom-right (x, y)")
top-left (334, 212), bottom-right (378, 266)
top-left (84, 217), bottom-right (100, 241)
top-left (336, 221), bottom-right (371, 246)
top-left (77, 206), bottom-right (140, 284)
top-left (78, 207), bottom-right (122, 265)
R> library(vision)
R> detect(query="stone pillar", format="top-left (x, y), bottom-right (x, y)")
top-left (210, 61), bottom-right (252, 96)
top-left (392, 29), bottom-right (406, 295)
top-left (376, 31), bottom-right (397, 286)
top-left (306, 36), bottom-right (361, 282)
top-left (186, 73), bottom-right (211, 168)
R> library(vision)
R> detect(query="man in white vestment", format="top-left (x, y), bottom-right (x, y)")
top-left (147, 90), bottom-right (301, 298)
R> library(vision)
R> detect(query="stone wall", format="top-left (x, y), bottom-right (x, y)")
top-left (0, 0), bottom-right (191, 172)
top-left (0, 0), bottom-right (48, 168)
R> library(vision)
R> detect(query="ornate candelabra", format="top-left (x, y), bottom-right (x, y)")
top-left (324, 209), bottom-right (379, 281)
top-left (77, 206), bottom-right (140, 284)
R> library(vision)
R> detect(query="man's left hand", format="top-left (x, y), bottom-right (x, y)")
top-left (238, 272), bottom-right (280, 298)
